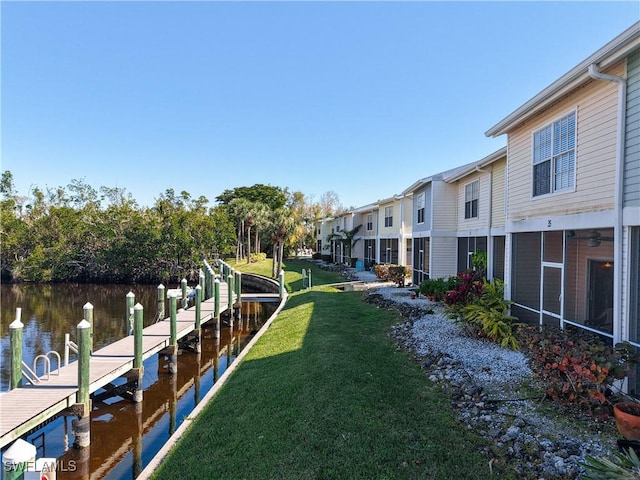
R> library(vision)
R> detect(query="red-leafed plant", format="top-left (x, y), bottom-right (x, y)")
top-left (443, 269), bottom-right (484, 319)
top-left (518, 326), bottom-right (639, 416)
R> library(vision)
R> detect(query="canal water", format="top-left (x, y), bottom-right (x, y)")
top-left (0, 283), bottom-right (275, 479)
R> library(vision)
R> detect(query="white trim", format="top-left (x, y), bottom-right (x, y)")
top-left (506, 209), bottom-right (615, 233)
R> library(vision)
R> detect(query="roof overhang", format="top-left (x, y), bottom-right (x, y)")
top-left (444, 146), bottom-right (507, 182)
top-left (485, 21), bottom-right (640, 137)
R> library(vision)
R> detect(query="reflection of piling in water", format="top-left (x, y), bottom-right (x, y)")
top-left (1, 263), bottom-right (280, 475)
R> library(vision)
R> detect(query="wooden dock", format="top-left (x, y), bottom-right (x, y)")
top-left (0, 283), bottom-right (237, 450)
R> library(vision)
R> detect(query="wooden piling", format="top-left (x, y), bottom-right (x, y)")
top-left (126, 291), bottom-right (135, 335)
top-left (9, 309), bottom-right (23, 390)
top-left (199, 270), bottom-right (206, 300)
top-left (279, 270), bottom-right (285, 297)
top-left (133, 303), bottom-right (144, 403)
top-left (168, 293), bottom-right (178, 374)
top-left (83, 302), bottom-right (94, 353)
top-left (134, 304), bottom-right (144, 370)
top-left (214, 278), bottom-right (221, 339)
top-left (77, 319), bottom-right (91, 420)
top-left (157, 284), bottom-right (165, 321)
top-left (194, 285), bottom-right (202, 353)
top-left (235, 271), bottom-right (242, 303)
top-left (227, 273), bottom-right (234, 326)
top-left (181, 278), bottom-right (188, 310)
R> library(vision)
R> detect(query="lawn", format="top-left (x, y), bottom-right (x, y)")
top-left (230, 257), bottom-right (347, 292)
top-left (151, 260), bottom-right (516, 479)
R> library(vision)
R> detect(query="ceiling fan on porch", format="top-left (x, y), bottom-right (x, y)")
top-left (566, 230), bottom-right (614, 247)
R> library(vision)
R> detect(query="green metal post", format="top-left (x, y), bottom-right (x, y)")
top-left (83, 302), bottom-right (94, 353)
top-left (134, 304), bottom-right (144, 370)
top-left (9, 308), bottom-right (23, 390)
top-left (214, 278), bottom-right (221, 339)
top-left (77, 319), bottom-right (91, 416)
top-left (126, 291), bottom-right (135, 335)
top-left (157, 284), bottom-right (166, 321)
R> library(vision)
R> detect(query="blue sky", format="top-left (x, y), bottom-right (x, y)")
top-left (2, 1), bottom-right (638, 210)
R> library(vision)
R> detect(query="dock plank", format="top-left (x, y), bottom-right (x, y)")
top-left (0, 284), bottom-right (236, 449)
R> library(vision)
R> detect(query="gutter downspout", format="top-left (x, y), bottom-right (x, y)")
top-left (476, 165), bottom-right (493, 279)
top-left (588, 63), bottom-right (626, 345)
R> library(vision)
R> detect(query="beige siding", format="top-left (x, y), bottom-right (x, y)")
top-left (432, 181), bottom-right (458, 230)
top-left (456, 172), bottom-right (488, 231)
top-left (492, 159), bottom-right (507, 228)
top-left (430, 237), bottom-right (458, 278)
top-left (401, 196), bottom-right (413, 235)
top-left (507, 62), bottom-right (624, 222)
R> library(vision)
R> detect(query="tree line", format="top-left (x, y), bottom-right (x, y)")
top-left (0, 171), bottom-right (342, 284)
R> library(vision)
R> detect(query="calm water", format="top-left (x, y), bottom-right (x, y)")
top-left (0, 283), bottom-right (274, 479)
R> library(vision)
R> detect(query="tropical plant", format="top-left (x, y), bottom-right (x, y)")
top-left (443, 269), bottom-right (484, 319)
top-left (582, 448), bottom-right (640, 479)
top-left (458, 278), bottom-right (522, 349)
top-left (418, 276), bottom-right (460, 301)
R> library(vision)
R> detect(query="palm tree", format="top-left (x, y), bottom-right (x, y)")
top-left (268, 208), bottom-right (294, 278)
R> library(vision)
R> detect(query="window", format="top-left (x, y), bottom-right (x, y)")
top-left (464, 181), bottom-right (479, 219)
top-left (416, 192), bottom-right (425, 224)
top-left (380, 238), bottom-right (398, 264)
top-left (366, 214), bottom-right (373, 231)
top-left (533, 111), bottom-right (575, 197)
top-left (384, 206), bottom-right (393, 227)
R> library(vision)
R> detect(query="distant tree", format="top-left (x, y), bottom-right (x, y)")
top-left (215, 184), bottom-right (287, 211)
top-left (317, 190), bottom-right (342, 218)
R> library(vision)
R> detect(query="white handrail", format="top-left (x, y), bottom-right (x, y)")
top-left (64, 333), bottom-right (78, 366)
top-left (21, 361), bottom-right (40, 385)
top-left (32, 355), bottom-right (51, 381)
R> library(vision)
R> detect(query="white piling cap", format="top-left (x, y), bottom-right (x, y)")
top-left (77, 319), bottom-right (91, 329)
top-left (134, 303), bottom-right (144, 311)
top-left (126, 291), bottom-right (135, 298)
top-left (83, 302), bottom-right (94, 310)
top-left (2, 438), bottom-right (36, 464)
top-left (9, 319), bottom-right (24, 329)
top-left (158, 283), bottom-right (165, 289)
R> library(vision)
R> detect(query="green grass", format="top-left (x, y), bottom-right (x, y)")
top-left (152, 265), bottom-right (517, 479)
top-left (230, 257), bottom-right (346, 292)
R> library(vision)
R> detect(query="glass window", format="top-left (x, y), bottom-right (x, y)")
top-left (384, 206), bottom-right (393, 228)
top-left (533, 111), bottom-right (575, 197)
top-left (464, 180), bottom-right (479, 219)
top-left (416, 192), bottom-right (425, 224)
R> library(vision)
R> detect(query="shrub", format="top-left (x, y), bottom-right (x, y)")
top-left (458, 279), bottom-right (522, 350)
top-left (443, 270), bottom-right (484, 319)
top-left (517, 327), bottom-right (639, 416)
top-left (373, 264), bottom-right (390, 280)
top-left (312, 252), bottom-right (322, 260)
top-left (418, 276), bottom-right (459, 301)
top-left (250, 252), bottom-right (267, 262)
top-left (388, 265), bottom-right (411, 287)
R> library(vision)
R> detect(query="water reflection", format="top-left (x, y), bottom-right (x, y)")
top-left (1, 284), bottom-right (274, 479)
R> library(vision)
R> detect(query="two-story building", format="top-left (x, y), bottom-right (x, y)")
top-left (486, 21), bottom-right (640, 391)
